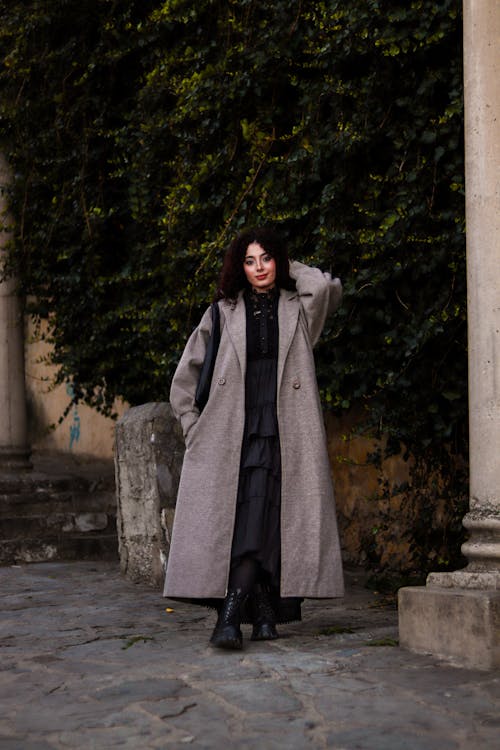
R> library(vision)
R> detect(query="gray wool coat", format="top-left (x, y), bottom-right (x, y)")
top-left (163, 261), bottom-right (344, 600)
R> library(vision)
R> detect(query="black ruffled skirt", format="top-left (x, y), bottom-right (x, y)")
top-left (231, 356), bottom-right (302, 624)
top-left (231, 357), bottom-right (282, 584)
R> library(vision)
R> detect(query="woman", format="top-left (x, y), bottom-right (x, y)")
top-left (164, 227), bottom-right (344, 649)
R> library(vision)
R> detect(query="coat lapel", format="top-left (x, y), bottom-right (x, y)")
top-left (222, 292), bottom-right (247, 378)
top-left (277, 289), bottom-right (300, 393)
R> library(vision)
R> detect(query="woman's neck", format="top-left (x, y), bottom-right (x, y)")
top-left (250, 284), bottom-right (276, 294)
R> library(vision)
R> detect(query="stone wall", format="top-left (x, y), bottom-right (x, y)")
top-left (326, 412), bottom-right (466, 577)
top-left (24, 313), bottom-right (127, 459)
top-left (326, 411), bottom-right (413, 570)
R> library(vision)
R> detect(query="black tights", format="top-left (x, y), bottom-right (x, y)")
top-left (228, 557), bottom-right (259, 596)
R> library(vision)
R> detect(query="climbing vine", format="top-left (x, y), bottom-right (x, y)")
top-left (0, 2), bottom-right (466, 470)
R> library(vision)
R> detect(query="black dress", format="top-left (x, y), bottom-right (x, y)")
top-left (231, 287), bottom-right (302, 623)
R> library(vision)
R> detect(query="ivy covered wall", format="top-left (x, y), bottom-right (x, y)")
top-left (0, 1), bottom-right (467, 574)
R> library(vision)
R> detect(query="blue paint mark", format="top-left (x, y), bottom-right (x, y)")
top-left (66, 383), bottom-right (81, 450)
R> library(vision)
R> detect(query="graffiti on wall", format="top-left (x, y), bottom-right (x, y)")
top-left (66, 383), bottom-right (81, 450)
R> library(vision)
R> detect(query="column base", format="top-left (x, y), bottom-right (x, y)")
top-left (0, 446), bottom-right (33, 471)
top-left (428, 568), bottom-right (500, 590)
top-left (398, 584), bottom-right (500, 670)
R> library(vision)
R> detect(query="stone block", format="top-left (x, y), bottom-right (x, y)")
top-left (74, 513), bottom-right (109, 532)
top-left (114, 402), bottom-right (184, 588)
top-left (398, 585), bottom-right (500, 670)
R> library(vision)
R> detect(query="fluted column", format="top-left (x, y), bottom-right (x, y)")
top-left (0, 153), bottom-right (31, 470)
top-left (452, 0), bottom-right (500, 582)
top-left (398, 0), bottom-right (500, 669)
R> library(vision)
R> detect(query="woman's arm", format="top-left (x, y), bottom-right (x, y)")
top-left (289, 260), bottom-right (342, 346)
top-left (169, 305), bottom-right (212, 438)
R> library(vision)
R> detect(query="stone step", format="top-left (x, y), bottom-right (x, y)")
top-left (0, 454), bottom-right (117, 565)
top-left (0, 490), bottom-right (115, 516)
top-left (0, 474), bottom-right (96, 494)
top-left (0, 534), bottom-right (118, 565)
top-left (0, 511), bottom-right (114, 538)
top-left (0, 479), bottom-right (109, 494)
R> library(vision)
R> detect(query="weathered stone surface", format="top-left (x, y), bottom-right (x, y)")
top-left (0, 561), bottom-right (498, 750)
top-left (114, 402), bottom-right (184, 588)
top-left (398, 585), bottom-right (500, 670)
top-left (208, 679), bottom-right (302, 714)
top-left (427, 569), bottom-right (500, 590)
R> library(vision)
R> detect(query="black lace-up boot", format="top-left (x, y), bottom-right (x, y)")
top-left (250, 585), bottom-right (279, 641)
top-left (209, 589), bottom-right (247, 649)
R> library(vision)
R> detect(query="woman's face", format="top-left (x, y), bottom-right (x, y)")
top-left (243, 242), bottom-right (276, 292)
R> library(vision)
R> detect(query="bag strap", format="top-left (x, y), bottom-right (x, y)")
top-left (194, 301), bottom-right (221, 411)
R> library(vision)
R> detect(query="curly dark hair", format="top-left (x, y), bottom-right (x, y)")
top-left (215, 227), bottom-right (296, 301)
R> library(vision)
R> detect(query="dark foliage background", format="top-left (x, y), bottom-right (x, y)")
top-left (0, 0), bottom-right (468, 572)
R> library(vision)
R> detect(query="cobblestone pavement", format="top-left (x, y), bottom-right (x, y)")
top-left (0, 561), bottom-right (498, 749)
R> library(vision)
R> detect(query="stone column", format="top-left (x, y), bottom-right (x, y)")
top-left (0, 153), bottom-right (31, 470)
top-left (398, 0), bottom-right (500, 669)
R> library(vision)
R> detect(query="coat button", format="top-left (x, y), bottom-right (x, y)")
top-left (292, 379), bottom-right (301, 389)
top-left (218, 377), bottom-right (226, 386)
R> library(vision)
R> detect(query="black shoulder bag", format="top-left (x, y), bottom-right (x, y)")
top-left (195, 301), bottom-right (221, 412)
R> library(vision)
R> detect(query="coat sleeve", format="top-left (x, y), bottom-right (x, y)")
top-left (289, 260), bottom-right (342, 347)
top-left (169, 305), bottom-right (212, 439)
